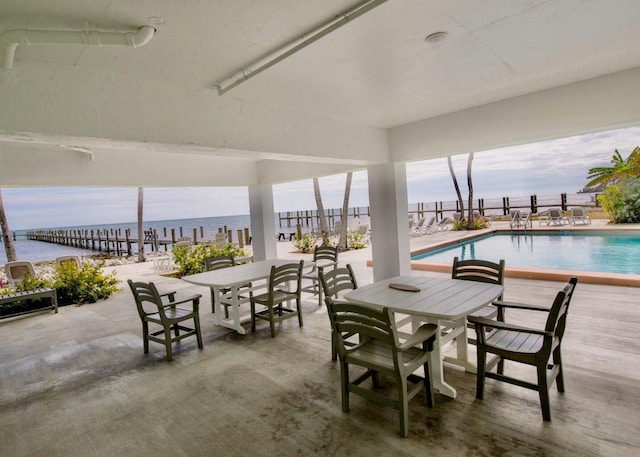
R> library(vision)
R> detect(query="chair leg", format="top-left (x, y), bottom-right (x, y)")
top-left (399, 378), bottom-right (409, 438)
top-left (476, 345), bottom-right (487, 400)
top-left (423, 359), bottom-right (434, 408)
top-left (537, 363), bottom-right (551, 421)
top-left (372, 370), bottom-right (380, 388)
top-left (297, 298), bottom-right (303, 327)
top-left (210, 288), bottom-right (216, 314)
top-left (194, 315), bottom-right (203, 349)
top-left (173, 323), bottom-right (180, 337)
top-left (164, 327), bottom-right (173, 362)
top-left (331, 332), bottom-right (338, 361)
top-left (553, 347), bottom-right (565, 393)
top-left (268, 305), bottom-right (276, 337)
top-left (250, 301), bottom-right (256, 333)
top-left (142, 322), bottom-right (149, 354)
top-left (316, 279), bottom-right (323, 307)
top-left (340, 360), bottom-right (350, 412)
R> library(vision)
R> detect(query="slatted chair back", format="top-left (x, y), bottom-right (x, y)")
top-left (319, 264), bottom-right (358, 301)
top-left (326, 300), bottom-right (398, 367)
top-left (545, 276), bottom-right (578, 340)
top-left (313, 244), bottom-right (338, 264)
top-left (318, 264), bottom-right (359, 361)
top-left (268, 261), bottom-right (303, 299)
top-left (128, 280), bottom-right (165, 319)
top-left (452, 257), bottom-right (504, 290)
top-left (204, 254), bottom-right (234, 271)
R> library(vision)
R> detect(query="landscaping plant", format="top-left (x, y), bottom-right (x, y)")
top-left (172, 242), bottom-right (249, 276)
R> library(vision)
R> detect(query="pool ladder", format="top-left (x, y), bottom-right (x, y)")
top-left (509, 211), bottom-right (531, 234)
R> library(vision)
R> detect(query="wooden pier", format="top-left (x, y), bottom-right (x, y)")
top-left (26, 225), bottom-right (252, 257)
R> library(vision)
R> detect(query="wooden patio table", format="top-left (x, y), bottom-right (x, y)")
top-left (344, 275), bottom-right (503, 399)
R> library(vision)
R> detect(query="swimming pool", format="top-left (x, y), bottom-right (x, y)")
top-left (411, 231), bottom-right (640, 276)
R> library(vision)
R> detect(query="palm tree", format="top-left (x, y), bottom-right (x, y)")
top-left (586, 146), bottom-right (640, 189)
top-left (448, 156), bottom-right (464, 218)
top-left (466, 152), bottom-right (475, 230)
top-left (137, 187), bottom-right (146, 262)
top-left (313, 178), bottom-right (331, 245)
top-left (338, 172), bottom-right (353, 251)
top-left (0, 188), bottom-right (17, 262)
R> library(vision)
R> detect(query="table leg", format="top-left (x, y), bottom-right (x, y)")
top-left (213, 286), bottom-right (247, 335)
top-left (410, 316), bottom-right (457, 398)
top-left (430, 325), bottom-right (457, 399)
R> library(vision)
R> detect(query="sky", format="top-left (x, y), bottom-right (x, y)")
top-left (2, 125), bottom-right (640, 230)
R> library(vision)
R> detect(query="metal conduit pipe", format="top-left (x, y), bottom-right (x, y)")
top-left (0, 25), bottom-right (156, 70)
top-left (214, 0), bottom-right (389, 95)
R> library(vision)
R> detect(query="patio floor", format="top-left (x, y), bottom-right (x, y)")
top-left (1, 223), bottom-right (639, 456)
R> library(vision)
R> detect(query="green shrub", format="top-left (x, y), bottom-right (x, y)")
top-left (614, 177), bottom-right (640, 223)
top-left (598, 184), bottom-right (622, 222)
top-left (51, 261), bottom-right (119, 305)
top-left (292, 233), bottom-right (316, 253)
top-left (452, 216), bottom-right (489, 231)
top-left (347, 229), bottom-right (368, 249)
top-left (172, 243), bottom-right (249, 276)
top-left (0, 262), bottom-right (120, 313)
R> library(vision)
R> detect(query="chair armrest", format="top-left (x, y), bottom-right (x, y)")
top-left (162, 294), bottom-right (202, 309)
top-left (398, 323), bottom-right (438, 350)
top-left (160, 290), bottom-right (177, 302)
top-left (492, 300), bottom-right (551, 312)
top-left (468, 316), bottom-right (552, 337)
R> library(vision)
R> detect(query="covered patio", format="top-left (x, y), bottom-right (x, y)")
top-left (1, 1), bottom-right (640, 455)
top-left (1, 236), bottom-right (639, 456)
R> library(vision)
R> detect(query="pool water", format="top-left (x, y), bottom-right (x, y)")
top-left (411, 232), bottom-right (640, 275)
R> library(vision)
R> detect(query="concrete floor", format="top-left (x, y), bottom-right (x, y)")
top-left (1, 225), bottom-right (640, 456)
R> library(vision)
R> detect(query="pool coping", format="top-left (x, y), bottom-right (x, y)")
top-left (407, 227), bottom-right (640, 287)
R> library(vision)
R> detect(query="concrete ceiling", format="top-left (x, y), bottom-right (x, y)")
top-left (1, 0), bottom-right (640, 187)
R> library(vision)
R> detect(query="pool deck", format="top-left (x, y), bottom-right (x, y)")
top-left (407, 218), bottom-right (640, 287)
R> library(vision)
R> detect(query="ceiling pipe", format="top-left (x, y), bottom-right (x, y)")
top-left (214, 0), bottom-right (389, 95)
top-left (0, 25), bottom-right (156, 70)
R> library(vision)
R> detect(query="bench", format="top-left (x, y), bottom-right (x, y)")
top-left (0, 288), bottom-right (58, 319)
top-left (278, 232), bottom-right (296, 241)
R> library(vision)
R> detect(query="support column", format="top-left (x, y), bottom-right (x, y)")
top-left (367, 162), bottom-right (411, 281)
top-left (249, 184), bottom-right (277, 261)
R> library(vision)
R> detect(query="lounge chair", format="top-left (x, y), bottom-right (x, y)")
top-left (547, 208), bottom-right (566, 226)
top-left (409, 217), bottom-right (426, 236)
top-left (569, 207), bottom-right (591, 225)
top-left (423, 216), bottom-right (438, 234)
top-left (4, 261), bottom-right (36, 288)
top-left (436, 217), bottom-right (452, 231)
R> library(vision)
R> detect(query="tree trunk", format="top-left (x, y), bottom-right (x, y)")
top-left (0, 188), bottom-right (17, 262)
top-left (137, 187), bottom-right (146, 262)
top-left (313, 178), bottom-right (331, 246)
top-left (338, 172), bottom-right (353, 251)
top-left (448, 156), bottom-right (464, 219)
top-left (466, 152), bottom-right (475, 230)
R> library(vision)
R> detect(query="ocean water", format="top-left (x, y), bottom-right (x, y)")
top-left (1, 215), bottom-right (252, 264)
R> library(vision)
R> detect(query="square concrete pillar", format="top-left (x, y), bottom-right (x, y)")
top-left (249, 184), bottom-right (277, 261)
top-left (367, 162), bottom-right (411, 281)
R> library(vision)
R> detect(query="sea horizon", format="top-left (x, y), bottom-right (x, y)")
top-left (0, 191), bottom-right (598, 265)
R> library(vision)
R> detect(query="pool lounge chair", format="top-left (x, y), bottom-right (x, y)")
top-left (547, 208), bottom-right (566, 226)
top-left (436, 217), bottom-right (452, 231)
top-left (569, 207), bottom-right (591, 225)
